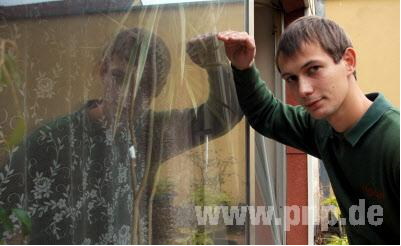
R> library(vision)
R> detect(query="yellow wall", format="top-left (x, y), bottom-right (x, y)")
top-left (325, 0), bottom-right (400, 107)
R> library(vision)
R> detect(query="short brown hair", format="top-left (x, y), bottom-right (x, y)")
top-left (101, 28), bottom-right (171, 95)
top-left (276, 16), bottom-right (355, 77)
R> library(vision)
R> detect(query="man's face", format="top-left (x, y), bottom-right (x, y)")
top-left (278, 42), bottom-right (351, 120)
top-left (102, 56), bottom-right (134, 109)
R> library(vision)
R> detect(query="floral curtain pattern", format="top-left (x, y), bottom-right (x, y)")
top-left (0, 1), bottom-right (247, 244)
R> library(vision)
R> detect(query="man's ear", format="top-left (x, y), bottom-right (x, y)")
top-left (342, 47), bottom-right (356, 77)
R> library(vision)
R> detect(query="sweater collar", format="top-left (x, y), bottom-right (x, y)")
top-left (338, 93), bottom-right (393, 146)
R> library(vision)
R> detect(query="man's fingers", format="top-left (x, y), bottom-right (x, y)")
top-left (188, 31), bottom-right (251, 45)
top-left (217, 30), bottom-right (256, 69)
top-left (217, 30), bottom-right (236, 41)
top-left (217, 31), bottom-right (254, 48)
top-left (218, 31), bottom-right (250, 41)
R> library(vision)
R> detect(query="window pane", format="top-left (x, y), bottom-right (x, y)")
top-left (0, 1), bottom-right (246, 244)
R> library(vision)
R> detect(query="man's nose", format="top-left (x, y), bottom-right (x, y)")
top-left (298, 77), bottom-right (314, 98)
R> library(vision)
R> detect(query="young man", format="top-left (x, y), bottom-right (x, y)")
top-left (218, 16), bottom-right (399, 244)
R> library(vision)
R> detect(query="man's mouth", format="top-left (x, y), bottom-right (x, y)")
top-left (305, 98), bottom-right (322, 110)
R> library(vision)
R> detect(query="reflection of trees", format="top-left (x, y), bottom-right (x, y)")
top-left (190, 148), bottom-right (235, 192)
top-left (147, 148), bottom-right (237, 244)
top-left (0, 39), bottom-right (32, 244)
top-left (147, 148), bottom-right (243, 244)
top-left (0, 39), bottom-right (25, 154)
top-left (151, 178), bottom-right (176, 244)
top-left (189, 148), bottom-right (235, 210)
top-left (186, 148), bottom-right (241, 244)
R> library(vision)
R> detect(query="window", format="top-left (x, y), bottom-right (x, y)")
top-left (0, 0), bottom-right (248, 244)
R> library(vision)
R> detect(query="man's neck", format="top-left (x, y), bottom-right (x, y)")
top-left (327, 81), bottom-right (373, 133)
top-left (88, 99), bottom-right (149, 127)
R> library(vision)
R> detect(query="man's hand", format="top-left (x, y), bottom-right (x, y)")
top-left (186, 33), bottom-right (227, 69)
top-left (217, 31), bottom-right (256, 70)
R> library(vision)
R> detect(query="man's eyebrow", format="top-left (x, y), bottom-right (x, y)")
top-left (280, 72), bottom-right (292, 78)
top-left (301, 60), bottom-right (319, 69)
top-left (281, 60), bottom-right (320, 77)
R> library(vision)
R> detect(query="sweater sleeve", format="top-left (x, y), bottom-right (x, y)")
top-left (233, 64), bottom-right (321, 158)
top-left (152, 65), bottom-right (244, 162)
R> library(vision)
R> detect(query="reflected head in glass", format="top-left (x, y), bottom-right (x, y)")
top-left (100, 28), bottom-right (171, 117)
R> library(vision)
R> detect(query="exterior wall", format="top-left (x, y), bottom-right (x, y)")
top-left (286, 147), bottom-right (308, 244)
top-left (326, 0), bottom-right (400, 106)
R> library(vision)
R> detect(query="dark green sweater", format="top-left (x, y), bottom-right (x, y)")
top-left (233, 65), bottom-right (400, 244)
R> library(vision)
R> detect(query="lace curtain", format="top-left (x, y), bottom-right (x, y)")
top-left (0, 0), bottom-right (247, 244)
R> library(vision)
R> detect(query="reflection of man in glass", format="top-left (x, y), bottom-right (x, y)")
top-left (0, 28), bottom-right (242, 244)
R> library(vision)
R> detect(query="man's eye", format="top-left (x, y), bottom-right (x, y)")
top-left (112, 71), bottom-right (125, 83)
top-left (285, 75), bottom-right (297, 83)
top-left (308, 66), bottom-right (320, 75)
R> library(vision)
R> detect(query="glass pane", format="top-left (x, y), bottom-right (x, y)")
top-left (254, 134), bottom-right (282, 244)
top-left (252, 4), bottom-right (284, 243)
top-left (0, 1), bottom-right (246, 244)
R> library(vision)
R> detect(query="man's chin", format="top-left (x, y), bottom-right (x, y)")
top-left (308, 109), bottom-right (328, 120)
